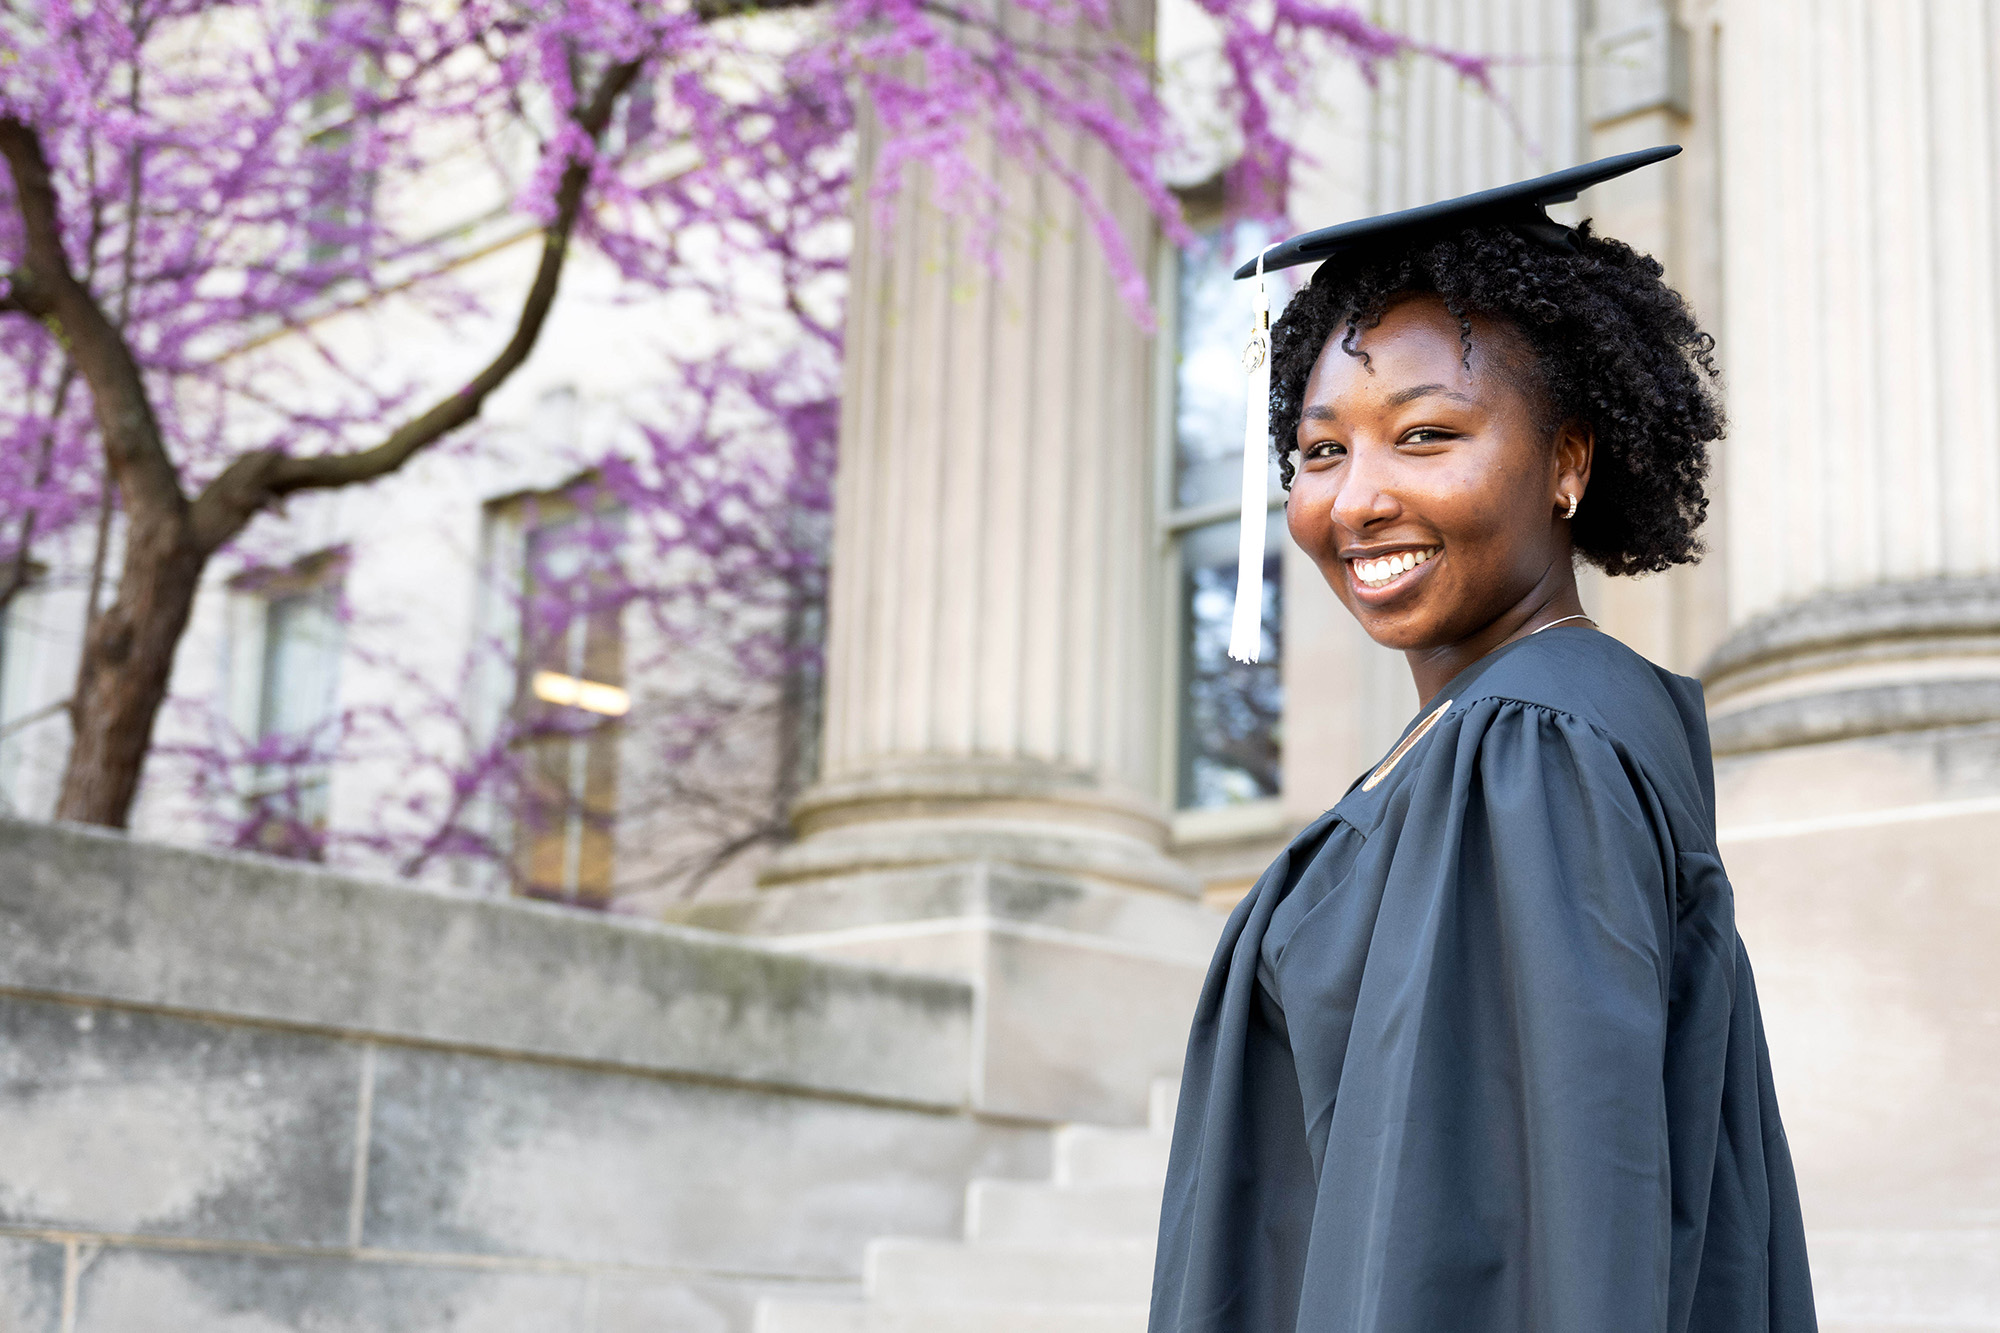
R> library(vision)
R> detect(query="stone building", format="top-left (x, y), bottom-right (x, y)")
top-left (1, 0), bottom-right (1996, 1328)
top-left (693, 0), bottom-right (2000, 1322)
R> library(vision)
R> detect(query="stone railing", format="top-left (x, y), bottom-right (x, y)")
top-left (0, 819), bottom-right (1048, 1330)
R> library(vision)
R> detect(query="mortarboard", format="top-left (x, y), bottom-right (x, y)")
top-left (1221, 146), bottom-right (1682, 663)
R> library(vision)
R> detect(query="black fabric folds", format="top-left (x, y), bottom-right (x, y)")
top-left (1149, 628), bottom-right (1816, 1333)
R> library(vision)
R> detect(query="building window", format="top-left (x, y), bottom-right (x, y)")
top-left (259, 585), bottom-right (344, 744)
top-left (506, 493), bottom-right (627, 905)
top-left (1166, 220), bottom-right (1287, 809)
top-left (231, 550), bottom-right (346, 858)
top-left (0, 567), bottom-right (50, 811)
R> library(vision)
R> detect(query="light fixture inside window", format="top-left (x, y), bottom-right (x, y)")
top-left (531, 669), bottom-right (631, 717)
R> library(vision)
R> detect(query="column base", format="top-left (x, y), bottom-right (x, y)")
top-left (1719, 746), bottom-right (2000, 1267)
top-left (660, 858), bottom-right (1222, 1125)
top-left (1702, 577), bottom-right (2000, 755)
top-left (761, 757), bottom-right (1200, 899)
top-left (1705, 582), bottom-right (2000, 1314)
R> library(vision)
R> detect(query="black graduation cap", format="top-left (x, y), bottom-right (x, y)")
top-left (1231, 144), bottom-right (1680, 280)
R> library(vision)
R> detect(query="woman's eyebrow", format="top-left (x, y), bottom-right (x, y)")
top-left (1385, 382), bottom-right (1477, 407)
top-left (1301, 383), bottom-right (1475, 423)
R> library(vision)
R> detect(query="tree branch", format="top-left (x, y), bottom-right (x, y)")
top-left (0, 358), bottom-right (77, 617)
top-left (0, 696), bottom-right (71, 741)
top-left (0, 269), bottom-right (31, 314)
top-left (691, 0), bottom-right (821, 17)
top-left (0, 117), bottom-right (184, 522)
top-left (188, 57), bottom-right (647, 552)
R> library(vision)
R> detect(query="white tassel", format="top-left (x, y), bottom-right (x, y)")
top-left (1227, 248), bottom-right (1274, 664)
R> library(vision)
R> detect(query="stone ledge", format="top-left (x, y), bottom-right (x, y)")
top-left (665, 861), bottom-right (1218, 965)
top-left (794, 758), bottom-right (1168, 840)
top-left (1704, 576), bottom-right (2000, 682)
top-left (761, 821), bottom-right (1198, 899)
top-left (0, 819), bottom-right (973, 1109)
top-left (1708, 679), bottom-right (2000, 756)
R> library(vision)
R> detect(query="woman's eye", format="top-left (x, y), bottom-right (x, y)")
top-left (1303, 441), bottom-right (1345, 461)
top-left (1402, 427), bottom-right (1452, 445)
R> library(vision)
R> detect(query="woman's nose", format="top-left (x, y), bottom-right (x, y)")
top-left (1331, 455), bottom-right (1401, 533)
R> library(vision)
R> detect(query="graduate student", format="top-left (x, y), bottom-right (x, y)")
top-left (1149, 148), bottom-right (1817, 1333)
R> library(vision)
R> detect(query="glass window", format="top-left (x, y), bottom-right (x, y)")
top-left (1167, 220), bottom-right (1286, 810)
top-left (1176, 518), bottom-right (1283, 807)
top-left (243, 565), bottom-right (345, 858)
top-left (1174, 225), bottom-right (1285, 510)
top-left (259, 587), bottom-right (343, 743)
top-left (0, 581), bottom-right (40, 808)
top-left (512, 502), bottom-right (626, 904)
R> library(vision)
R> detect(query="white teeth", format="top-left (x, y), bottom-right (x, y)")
top-left (1353, 548), bottom-right (1436, 588)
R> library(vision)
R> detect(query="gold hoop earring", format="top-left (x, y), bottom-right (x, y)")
top-left (1562, 492), bottom-right (1579, 520)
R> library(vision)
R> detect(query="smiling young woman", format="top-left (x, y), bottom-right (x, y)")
top-left (1286, 296), bottom-right (1602, 697)
top-left (1149, 156), bottom-right (1817, 1333)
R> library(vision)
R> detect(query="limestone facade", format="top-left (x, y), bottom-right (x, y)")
top-left (744, 1), bottom-right (2000, 1327)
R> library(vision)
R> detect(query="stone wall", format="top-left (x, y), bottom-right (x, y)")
top-left (1715, 723), bottom-right (2000, 1330)
top-left (0, 820), bottom-right (1049, 1332)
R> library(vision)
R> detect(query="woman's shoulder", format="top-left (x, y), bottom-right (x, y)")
top-left (1455, 626), bottom-right (1704, 752)
top-left (1335, 629), bottom-right (1716, 839)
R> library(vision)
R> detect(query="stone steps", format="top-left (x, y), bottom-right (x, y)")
top-left (757, 1302), bottom-right (1146, 1333)
top-left (965, 1180), bottom-right (1161, 1243)
top-left (1051, 1125), bottom-right (1172, 1188)
top-left (868, 1237), bottom-right (1153, 1305)
top-left (754, 1079), bottom-right (1178, 1333)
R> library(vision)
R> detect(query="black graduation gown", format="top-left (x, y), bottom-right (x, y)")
top-left (1150, 627), bottom-right (1816, 1333)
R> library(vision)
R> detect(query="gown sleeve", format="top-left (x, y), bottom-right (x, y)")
top-left (1285, 699), bottom-right (1677, 1333)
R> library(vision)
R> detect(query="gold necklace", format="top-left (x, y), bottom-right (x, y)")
top-left (1527, 612), bottom-right (1596, 636)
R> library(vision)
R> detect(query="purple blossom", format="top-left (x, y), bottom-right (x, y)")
top-left (2, 0), bottom-right (1488, 887)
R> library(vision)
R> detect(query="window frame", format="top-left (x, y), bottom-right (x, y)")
top-left (223, 547), bottom-right (349, 855)
top-left (1154, 214), bottom-right (1289, 825)
top-left (477, 480), bottom-right (630, 905)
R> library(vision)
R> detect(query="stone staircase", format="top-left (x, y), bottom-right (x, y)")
top-left (755, 1080), bottom-right (1177, 1333)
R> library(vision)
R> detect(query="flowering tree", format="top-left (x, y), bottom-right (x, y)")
top-left (0, 0), bottom-right (1484, 835)
top-left (153, 350), bottom-right (843, 900)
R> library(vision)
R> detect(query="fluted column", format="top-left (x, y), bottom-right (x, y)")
top-left (1709, 0), bottom-right (2000, 749)
top-left (1709, 4), bottom-right (2000, 1317)
top-left (766, 2), bottom-right (1191, 896)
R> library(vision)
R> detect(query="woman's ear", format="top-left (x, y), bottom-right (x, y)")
top-left (1553, 419), bottom-right (1594, 510)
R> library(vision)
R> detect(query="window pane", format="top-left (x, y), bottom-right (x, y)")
top-left (513, 502), bottom-right (625, 904)
top-left (250, 581), bottom-right (342, 857)
top-left (259, 587), bottom-right (342, 741)
top-left (1177, 517), bottom-right (1283, 809)
top-left (1175, 221), bottom-right (1286, 511)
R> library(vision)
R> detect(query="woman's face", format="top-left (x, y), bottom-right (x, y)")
top-left (1286, 295), bottom-right (1590, 660)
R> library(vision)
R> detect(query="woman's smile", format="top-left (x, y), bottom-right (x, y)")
top-left (1345, 544), bottom-right (1439, 599)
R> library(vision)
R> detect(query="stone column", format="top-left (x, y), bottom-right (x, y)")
top-left (1706, 2), bottom-right (2000, 1322)
top-left (762, 5), bottom-right (1192, 900)
top-left (1708, 0), bottom-right (2000, 747)
top-left (1575, 0), bottom-right (1733, 676)
top-left (664, 3), bottom-right (1219, 1129)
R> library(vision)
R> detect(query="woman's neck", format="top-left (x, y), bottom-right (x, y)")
top-left (1403, 566), bottom-right (1589, 707)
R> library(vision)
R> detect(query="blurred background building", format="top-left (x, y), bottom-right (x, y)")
top-left (1, 0), bottom-right (1996, 1328)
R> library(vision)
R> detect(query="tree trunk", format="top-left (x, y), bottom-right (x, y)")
top-left (54, 509), bottom-right (206, 827)
top-left (8, 60), bottom-right (638, 829)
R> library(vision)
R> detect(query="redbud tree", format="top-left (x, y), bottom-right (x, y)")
top-left (0, 0), bottom-right (1483, 832)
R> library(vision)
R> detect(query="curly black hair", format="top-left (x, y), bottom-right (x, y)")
top-left (1268, 221), bottom-right (1722, 576)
